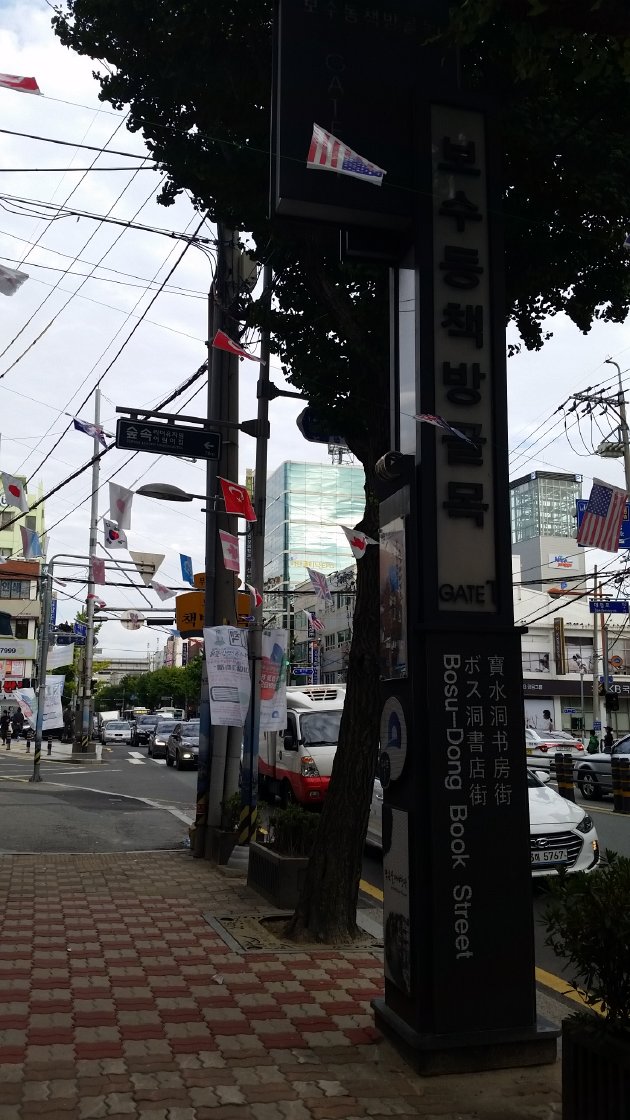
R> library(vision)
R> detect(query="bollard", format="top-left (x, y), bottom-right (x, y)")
top-left (555, 752), bottom-right (575, 801)
top-left (47, 735), bottom-right (52, 755)
top-left (611, 756), bottom-right (624, 813)
top-left (620, 757), bottom-right (630, 815)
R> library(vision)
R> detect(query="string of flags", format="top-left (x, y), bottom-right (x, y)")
top-left (307, 123), bottom-right (386, 186)
top-left (151, 580), bottom-right (176, 602)
top-left (212, 330), bottom-right (263, 363)
top-left (340, 524), bottom-right (377, 560)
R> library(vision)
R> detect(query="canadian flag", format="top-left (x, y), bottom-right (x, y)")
top-left (1, 472), bottom-right (28, 513)
top-left (109, 482), bottom-right (134, 530)
top-left (0, 73), bottom-right (41, 95)
top-left (212, 330), bottom-right (262, 363)
top-left (219, 477), bottom-right (257, 521)
top-left (219, 530), bottom-right (240, 572)
top-left (340, 524), bottom-right (377, 560)
top-left (103, 518), bottom-right (128, 549)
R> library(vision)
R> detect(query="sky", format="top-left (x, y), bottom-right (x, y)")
top-left (1, 0), bottom-right (629, 657)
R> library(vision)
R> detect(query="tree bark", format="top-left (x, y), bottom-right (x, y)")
top-left (286, 462), bottom-right (382, 943)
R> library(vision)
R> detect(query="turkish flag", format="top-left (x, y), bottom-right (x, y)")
top-left (0, 73), bottom-right (41, 95)
top-left (219, 478), bottom-right (256, 521)
top-left (212, 329), bottom-right (262, 363)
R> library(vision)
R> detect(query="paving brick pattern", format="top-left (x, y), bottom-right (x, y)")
top-left (0, 852), bottom-right (561, 1118)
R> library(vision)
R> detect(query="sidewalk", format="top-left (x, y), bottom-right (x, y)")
top-left (1, 738), bottom-right (104, 763)
top-left (0, 850), bottom-right (562, 1120)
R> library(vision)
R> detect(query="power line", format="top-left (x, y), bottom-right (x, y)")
top-left (0, 127), bottom-right (152, 162)
top-left (0, 192), bottom-right (214, 244)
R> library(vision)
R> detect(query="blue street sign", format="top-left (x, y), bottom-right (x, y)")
top-left (73, 621), bottom-right (88, 636)
top-left (576, 499), bottom-right (630, 548)
top-left (292, 667), bottom-right (313, 676)
top-left (73, 636), bottom-right (86, 647)
top-left (562, 707), bottom-right (577, 714)
top-left (589, 600), bottom-right (629, 614)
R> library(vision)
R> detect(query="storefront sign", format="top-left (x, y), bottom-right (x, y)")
top-left (553, 618), bottom-right (566, 675)
top-left (0, 639), bottom-right (36, 659)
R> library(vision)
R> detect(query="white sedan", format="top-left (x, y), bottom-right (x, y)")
top-left (102, 720), bottom-right (133, 744)
top-left (367, 769), bottom-right (600, 876)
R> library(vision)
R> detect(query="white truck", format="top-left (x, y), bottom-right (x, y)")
top-left (257, 684), bottom-right (346, 807)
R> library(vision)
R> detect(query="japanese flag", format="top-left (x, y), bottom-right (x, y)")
top-left (340, 525), bottom-right (377, 560)
top-left (219, 530), bottom-right (240, 572)
top-left (109, 482), bottom-right (134, 529)
top-left (219, 477), bottom-right (256, 521)
top-left (151, 580), bottom-right (176, 602)
top-left (103, 518), bottom-right (128, 549)
top-left (1, 472), bottom-right (28, 513)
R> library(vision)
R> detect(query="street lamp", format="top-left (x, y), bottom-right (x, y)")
top-left (136, 483), bottom-right (206, 502)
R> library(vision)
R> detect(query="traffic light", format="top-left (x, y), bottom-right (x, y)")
top-left (606, 692), bottom-right (620, 712)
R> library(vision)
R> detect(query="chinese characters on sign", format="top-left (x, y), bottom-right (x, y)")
top-left (432, 107), bottom-right (496, 613)
top-left (204, 627), bottom-right (251, 728)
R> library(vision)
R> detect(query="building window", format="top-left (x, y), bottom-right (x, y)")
top-left (565, 639), bottom-right (594, 672)
top-left (325, 634), bottom-right (336, 649)
top-left (0, 512), bottom-right (14, 530)
top-left (521, 651), bottom-right (550, 673)
top-left (0, 548), bottom-right (11, 559)
top-left (337, 628), bottom-right (351, 643)
top-left (14, 620), bottom-right (28, 639)
top-left (25, 516), bottom-right (36, 531)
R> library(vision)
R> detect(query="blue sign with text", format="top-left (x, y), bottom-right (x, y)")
top-left (589, 600), bottom-right (629, 614)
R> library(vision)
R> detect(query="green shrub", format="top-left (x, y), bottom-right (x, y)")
top-left (543, 850), bottom-right (630, 1030)
top-left (220, 792), bottom-right (241, 832)
top-left (268, 804), bottom-right (319, 858)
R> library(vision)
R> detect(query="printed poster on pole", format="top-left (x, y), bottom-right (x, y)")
top-left (260, 629), bottom-right (288, 732)
top-left (203, 626), bottom-right (251, 727)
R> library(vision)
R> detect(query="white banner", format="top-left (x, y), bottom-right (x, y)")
top-left (259, 629), bottom-right (288, 732)
top-left (204, 626), bottom-right (250, 727)
top-left (47, 643), bottom-right (75, 670)
top-left (15, 676), bottom-right (65, 730)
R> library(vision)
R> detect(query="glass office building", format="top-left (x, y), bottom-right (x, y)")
top-left (510, 472), bottom-right (582, 543)
top-left (264, 462), bottom-right (365, 606)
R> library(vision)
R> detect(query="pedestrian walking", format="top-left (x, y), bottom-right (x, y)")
top-left (587, 729), bottom-right (600, 754)
top-left (12, 709), bottom-right (23, 739)
top-left (0, 710), bottom-right (9, 747)
top-left (603, 725), bottom-right (615, 753)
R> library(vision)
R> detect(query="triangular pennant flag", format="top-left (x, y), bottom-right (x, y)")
top-left (246, 583), bottom-right (263, 608)
top-left (180, 554), bottom-right (194, 586)
top-left (92, 557), bottom-right (106, 585)
top-left (219, 477), bottom-right (256, 521)
top-left (307, 122), bottom-right (386, 185)
top-left (0, 264), bottom-right (29, 297)
top-left (0, 73), bottom-right (41, 95)
top-left (340, 525), bottom-right (377, 560)
top-left (19, 525), bottom-right (42, 559)
top-left (212, 329), bottom-right (263, 363)
top-left (130, 551), bottom-right (164, 586)
top-left (103, 518), bottom-right (128, 549)
top-left (109, 482), bottom-right (134, 530)
top-left (151, 580), bottom-right (176, 602)
top-left (73, 417), bottom-right (108, 447)
top-left (1, 472), bottom-right (28, 513)
top-left (415, 413), bottom-right (476, 446)
top-left (307, 567), bottom-right (333, 604)
top-left (219, 530), bottom-right (240, 572)
top-left (87, 594), bottom-right (107, 608)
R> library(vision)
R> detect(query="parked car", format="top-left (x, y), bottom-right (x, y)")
top-left (132, 714), bottom-right (159, 747)
top-left (102, 720), bottom-right (133, 745)
top-left (366, 769), bottom-right (600, 875)
top-left (165, 720), bottom-right (201, 770)
top-left (575, 734), bottom-right (630, 800)
top-left (147, 719), bottom-right (180, 759)
top-left (525, 728), bottom-right (585, 768)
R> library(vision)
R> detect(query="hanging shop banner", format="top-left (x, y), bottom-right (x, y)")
top-left (15, 675), bottom-right (65, 730)
top-left (204, 626), bottom-right (251, 727)
top-left (260, 629), bottom-right (288, 732)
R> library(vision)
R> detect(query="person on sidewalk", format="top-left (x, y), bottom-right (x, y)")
top-left (602, 725), bottom-right (615, 753)
top-left (0, 710), bottom-right (9, 746)
top-left (587, 729), bottom-right (600, 754)
top-left (12, 709), bottom-right (23, 739)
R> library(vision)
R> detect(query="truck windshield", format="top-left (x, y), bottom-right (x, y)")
top-left (300, 711), bottom-right (342, 746)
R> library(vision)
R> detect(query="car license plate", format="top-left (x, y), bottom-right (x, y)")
top-left (531, 848), bottom-right (568, 865)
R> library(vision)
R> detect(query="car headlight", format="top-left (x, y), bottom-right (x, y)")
top-left (300, 755), bottom-right (320, 778)
top-left (182, 752), bottom-right (192, 759)
top-left (576, 814), bottom-right (594, 834)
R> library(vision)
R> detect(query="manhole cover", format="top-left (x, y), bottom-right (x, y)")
top-left (204, 912), bottom-right (383, 954)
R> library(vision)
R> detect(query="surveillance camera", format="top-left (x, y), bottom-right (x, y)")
top-left (374, 451), bottom-right (405, 481)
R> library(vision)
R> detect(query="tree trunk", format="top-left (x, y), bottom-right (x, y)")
top-left (286, 464), bottom-right (381, 943)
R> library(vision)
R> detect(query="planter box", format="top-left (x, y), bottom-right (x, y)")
top-left (205, 826), bottom-right (237, 866)
top-left (247, 840), bottom-right (309, 910)
top-left (563, 1015), bottom-right (630, 1120)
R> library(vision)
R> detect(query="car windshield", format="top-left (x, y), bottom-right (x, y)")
top-left (527, 769), bottom-right (545, 788)
top-left (155, 721), bottom-right (178, 736)
top-left (300, 711), bottom-right (342, 746)
top-left (181, 722), bottom-right (200, 738)
top-left (137, 716), bottom-right (158, 726)
top-left (108, 722), bottom-right (130, 730)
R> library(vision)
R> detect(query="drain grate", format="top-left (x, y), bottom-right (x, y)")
top-left (203, 911), bottom-right (383, 954)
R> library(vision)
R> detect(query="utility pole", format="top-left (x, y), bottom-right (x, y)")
top-left (76, 387), bottom-right (101, 756)
top-left (592, 565), bottom-right (601, 737)
top-left (570, 359), bottom-right (630, 492)
top-left (29, 562), bottom-right (52, 783)
top-left (605, 358), bottom-right (630, 492)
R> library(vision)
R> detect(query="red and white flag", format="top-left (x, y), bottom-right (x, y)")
top-left (151, 580), bottom-right (176, 602)
top-left (109, 482), bottom-right (134, 530)
top-left (219, 477), bottom-right (257, 521)
top-left (0, 73), bottom-right (41, 95)
top-left (103, 518), bottom-right (128, 550)
top-left (340, 524), bottom-right (377, 560)
top-left (87, 594), bottom-right (107, 609)
top-left (1, 472), bottom-right (28, 513)
top-left (246, 583), bottom-right (263, 608)
top-left (0, 264), bottom-right (29, 297)
top-left (307, 567), bottom-right (333, 604)
top-left (303, 609), bottom-right (325, 633)
top-left (577, 478), bottom-right (628, 553)
top-left (92, 557), bottom-right (106, 585)
top-left (212, 330), bottom-right (262, 363)
top-left (219, 530), bottom-right (240, 572)
top-left (307, 123), bottom-right (385, 185)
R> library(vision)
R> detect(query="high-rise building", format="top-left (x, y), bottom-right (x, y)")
top-left (264, 461), bottom-right (365, 624)
top-left (509, 471), bottom-right (584, 587)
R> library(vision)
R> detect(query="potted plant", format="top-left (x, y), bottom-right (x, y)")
top-left (543, 850), bottom-right (630, 1120)
top-left (247, 804), bottom-right (319, 910)
top-left (205, 792), bottom-right (241, 865)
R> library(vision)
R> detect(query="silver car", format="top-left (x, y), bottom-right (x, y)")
top-left (147, 719), bottom-right (179, 759)
top-left (165, 721), bottom-right (200, 770)
top-left (102, 720), bottom-right (133, 744)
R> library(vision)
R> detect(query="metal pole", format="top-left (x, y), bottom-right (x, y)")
top-left (239, 264), bottom-right (272, 844)
top-left (579, 668), bottom-right (585, 742)
top-left (30, 559), bottom-right (53, 783)
top-left (78, 387), bottom-right (101, 754)
top-left (592, 565), bottom-right (600, 738)
top-left (605, 359), bottom-right (630, 491)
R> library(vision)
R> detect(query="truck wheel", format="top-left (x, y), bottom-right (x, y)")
top-left (281, 781), bottom-right (296, 808)
top-left (579, 771), bottom-right (601, 801)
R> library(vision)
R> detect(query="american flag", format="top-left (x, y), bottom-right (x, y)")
top-left (577, 479), bottom-right (628, 553)
top-left (416, 413), bottom-right (476, 446)
top-left (304, 609), bottom-right (325, 633)
top-left (307, 123), bottom-right (385, 186)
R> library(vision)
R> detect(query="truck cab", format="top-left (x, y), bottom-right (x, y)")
top-left (257, 685), bottom-right (345, 806)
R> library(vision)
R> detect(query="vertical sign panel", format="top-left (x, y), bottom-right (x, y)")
top-left (432, 107), bottom-right (496, 613)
